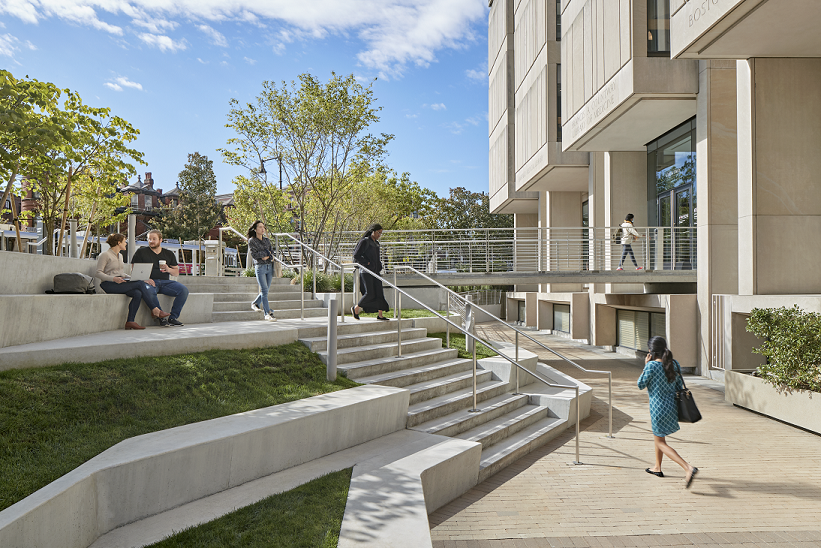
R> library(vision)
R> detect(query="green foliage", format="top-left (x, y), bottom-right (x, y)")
top-left (154, 152), bottom-right (222, 243)
top-left (359, 309), bottom-right (448, 319)
top-left (0, 343), bottom-right (358, 511)
top-left (147, 468), bottom-right (351, 548)
top-left (427, 332), bottom-right (498, 360)
top-left (746, 305), bottom-right (821, 393)
top-left (294, 271), bottom-right (353, 292)
top-left (424, 187), bottom-right (513, 230)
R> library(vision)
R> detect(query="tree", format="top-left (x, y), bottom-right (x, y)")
top-left (0, 70), bottom-right (66, 250)
top-left (154, 152), bottom-right (222, 246)
top-left (220, 72), bottom-right (393, 264)
top-left (425, 187), bottom-right (513, 230)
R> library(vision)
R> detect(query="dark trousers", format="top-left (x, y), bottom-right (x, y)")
top-left (100, 280), bottom-right (149, 322)
top-left (619, 244), bottom-right (638, 268)
top-left (357, 272), bottom-right (390, 313)
top-left (142, 280), bottom-right (189, 320)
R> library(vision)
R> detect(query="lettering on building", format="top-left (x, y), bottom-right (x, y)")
top-left (689, 0), bottom-right (722, 27)
top-left (568, 79), bottom-right (618, 142)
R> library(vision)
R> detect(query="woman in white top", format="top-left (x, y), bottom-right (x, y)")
top-left (617, 213), bottom-right (643, 271)
top-left (96, 234), bottom-right (169, 329)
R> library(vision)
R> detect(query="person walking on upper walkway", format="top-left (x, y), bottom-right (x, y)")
top-left (618, 213), bottom-right (643, 271)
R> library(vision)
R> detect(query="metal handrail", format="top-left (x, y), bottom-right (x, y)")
top-left (274, 233), bottom-right (583, 464)
top-left (395, 264), bottom-right (614, 439)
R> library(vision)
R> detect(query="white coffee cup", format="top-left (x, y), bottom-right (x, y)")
top-left (159, 260), bottom-right (167, 271)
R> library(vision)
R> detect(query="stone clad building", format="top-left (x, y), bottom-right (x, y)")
top-left (489, 0), bottom-right (821, 379)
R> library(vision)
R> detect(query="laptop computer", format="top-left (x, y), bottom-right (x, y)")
top-left (124, 263), bottom-right (154, 281)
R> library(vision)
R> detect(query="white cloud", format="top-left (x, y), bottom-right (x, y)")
top-left (139, 33), bottom-right (187, 52)
top-left (443, 121), bottom-right (464, 134)
top-left (197, 57), bottom-right (207, 64)
top-left (104, 82), bottom-right (123, 91)
top-left (0, 33), bottom-right (20, 58)
top-left (465, 61), bottom-right (487, 83)
top-left (198, 24), bottom-right (227, 46)
top-left (405, 113), bottom-right (418, 119)
top-left (243, 56), bottom-right (256, 64)
top-left (430, 103), bottom-right (446, 111)
top-left (104, 76), bottom-right (143, 91)
top-left (0, 0), bottom-right (487, 76)
top-left (23, 39), bottom-right (36, 50)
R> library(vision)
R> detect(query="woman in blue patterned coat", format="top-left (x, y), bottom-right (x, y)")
top-left (638, 336), bottom-right (698, 488)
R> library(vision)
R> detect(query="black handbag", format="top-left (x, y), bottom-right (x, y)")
top-left (676, 371), bottom-right (702, 423)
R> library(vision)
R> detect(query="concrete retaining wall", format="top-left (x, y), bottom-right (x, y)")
top-left (725, 371), bottom-right (821, 435)
top-left (0, 385), bottom-right (410, 548)
top-left (0, 251), bottom-right (98, 294)
top-left (0, 293), bottom-right (213, 348)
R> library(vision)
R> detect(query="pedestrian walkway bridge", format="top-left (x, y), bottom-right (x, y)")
top-left (272, 226), bottom-right (697, 286)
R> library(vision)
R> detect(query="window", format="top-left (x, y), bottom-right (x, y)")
top-left (556, 0), bottom-right (561, 41)
top-left (647, 0), bottom-right (670, 57)
top-left (131, 195), bottom-right (139, 209)
top-left (553, 304), bottom-right (570, 333)
top-left (617, 310), bottom-right (666, 351)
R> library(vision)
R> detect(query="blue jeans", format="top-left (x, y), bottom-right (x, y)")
top-left (142, 280), bottom-right (189, 320)
top-left (253, 263), bottom-right (273, 315)
top-left (100, 280), bottom-right (151, 323)
top-left (619, 244), bottom-right (638, 268)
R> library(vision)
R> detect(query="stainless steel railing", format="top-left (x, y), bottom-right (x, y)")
top-left (395, 264), bottom-right (615, 439)
top-left (274, 232), bottom-right (584, 464)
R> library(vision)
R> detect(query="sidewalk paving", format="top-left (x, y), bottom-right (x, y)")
top-left (430, 326), bottom-right (821, 547)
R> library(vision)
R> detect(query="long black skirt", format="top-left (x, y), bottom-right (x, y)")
top-left (357, 272), bottom-right (390, 313)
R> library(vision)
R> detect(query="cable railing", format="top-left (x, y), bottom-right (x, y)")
top-left (273, 232), bottom-right (585, 464)
top-left (297, 226), bottom-right (697, 275)
top-left (395, 264), bottom-right (615, 439)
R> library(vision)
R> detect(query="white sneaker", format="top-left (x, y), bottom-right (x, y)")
top-left (251, 304), bottom-right (261, 312)
top-left (265, 313), bottom-right (276, 322)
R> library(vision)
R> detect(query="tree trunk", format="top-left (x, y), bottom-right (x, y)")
top-left (57, 166), bottom-right (74, 257)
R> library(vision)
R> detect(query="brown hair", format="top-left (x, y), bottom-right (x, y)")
top-left (106, 233), bottom-right (125, 247)
top-left (147, 229), bottom-right (163, 240)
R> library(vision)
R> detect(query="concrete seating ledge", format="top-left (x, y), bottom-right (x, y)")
top-left (0, 385), bottom-right (411, 548)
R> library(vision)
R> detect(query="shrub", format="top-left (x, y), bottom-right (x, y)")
top-left (290, 271), bottom-right (353, 293)
top-left (746, 305), bottom-right (821, 393)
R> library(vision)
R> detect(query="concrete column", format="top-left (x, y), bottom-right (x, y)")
top-left (737, 58), bottom-right (821, 296)
top-left (603, 151), bottom-right (647, 293)
top-left (696, 60), bottom-right (738, 375)
top-left (514, 213), bottom-right (539, 292)
top-left (68, 219), bottom-right (78, 258)
top-left (544, 190), bottom-right (583, 292)
top-left (127, 214), bottom-right (136, 264)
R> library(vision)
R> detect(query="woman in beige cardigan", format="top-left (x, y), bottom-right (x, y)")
top-left (96, 234), bottom-right (169, 329)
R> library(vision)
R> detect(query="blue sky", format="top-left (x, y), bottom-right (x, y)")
top-left (1, 0), bottom-right (489, 197)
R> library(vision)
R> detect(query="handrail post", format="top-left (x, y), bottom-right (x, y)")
top-left (300, 248), bottom-right (304, 320)
top-left (446, 293), bottom-right (450, 349)
top-left (326, 298), bottom-right (338, 381)
top-left (470, 335), bottom-right (479, 412)
top-left (340, 263), bottom-right (346, 323)
top-left (397, 292), bottom-right (402, 357)
top-left (607, 372), bottom-right (614, 438)
top-left (393, 269), bottom-right (398, 319)
top-left (514, 331), bottom-right (520, 395)
top-left (573, 385), bottom-right (581, 464)
top-left (312, 256), bottom-right (317, 300)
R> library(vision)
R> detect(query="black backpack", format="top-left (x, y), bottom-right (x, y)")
top-left (46, 272), bottom-right (96, 294)
top-left (612, 227), bottom-right (622, 243)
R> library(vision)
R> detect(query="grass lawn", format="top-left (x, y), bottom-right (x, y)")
top-left (147, 468), bottom-right (352, 548)
top-left (427, 332), bottom-right (498, 360)
top-left (358, 309), bottom-right (449, 319)
top-left (0, 343), bottom-right (358, 512)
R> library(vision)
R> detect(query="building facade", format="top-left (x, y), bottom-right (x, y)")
top-left (490, 0), bottom-right (821, 379)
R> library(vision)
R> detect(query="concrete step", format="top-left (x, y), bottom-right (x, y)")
top-left (338, 348), bottom-right (460, 380)
top-left (300, 327), bottom-right (428, 352)
top-left (212, 308), bottom-right (329, 322)
top-left (407, 369), bottom-right (494, 405)
top-left (477, 416), bottom-right (567, 483)
top-left (454, 404), bottom-right (550, 449)
top-left (406, 380), bottom-right (510, 428)
top-left (319, 337), bottom-right (443, 366)
top-left (182, 277), bottom-right (291, 286)
top-left (211, 291), bottom-right (308, 302)
top-left (355, 358), bottom-right (474, 388)
top-left (213, 300), bottom-right (324, 312)
top-left (294, 318), bottom-right (415, 340)
top-left (410, 392), bottom-right (530, 438)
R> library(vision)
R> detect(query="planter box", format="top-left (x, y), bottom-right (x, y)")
top-left (725, 370), bottom-right (821, 435)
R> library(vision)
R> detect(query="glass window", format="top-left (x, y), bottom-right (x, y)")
top-left (131, 195), bottom-right (139, 209)
top-left (553, 304), bottom-right (570, 333)
top-left (647, 0), bottom-right (670, 57)
top-left (556, 0), bottom-right (561, 41)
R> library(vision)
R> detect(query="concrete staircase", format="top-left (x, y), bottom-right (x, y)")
top-left (300, 319), bottom-right (569, 483)
top-left (182, 276), bottom-right (328, 321)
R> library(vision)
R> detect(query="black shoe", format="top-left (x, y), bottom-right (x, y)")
top-left (376, 316), bottom-right (389, 321)
top-left (168, 318), bottom-right (184, 327)
top-left (157, 317), bottom-right (170, 327)
top-left (685, 467), bottom-right (698, 489)
top-left (351, 306), bottom-right (360, 320)
top-left (645, 468), bottom-right (664, 478)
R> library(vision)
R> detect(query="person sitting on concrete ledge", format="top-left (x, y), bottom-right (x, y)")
top-left (131, 229), bottom-right (189, 327)
top-left (96, 233), bottom-right (169, 330)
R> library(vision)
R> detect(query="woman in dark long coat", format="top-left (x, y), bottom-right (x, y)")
top-left (351, 223), bottom-right (390, 321)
